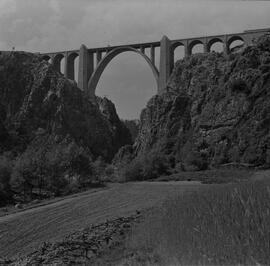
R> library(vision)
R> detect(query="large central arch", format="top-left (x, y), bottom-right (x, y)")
top-left (87, 47), bottom-right (159, 97)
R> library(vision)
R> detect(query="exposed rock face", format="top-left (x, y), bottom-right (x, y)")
top-left (96, 97), bottom-right (132, 154)
top-left (133, 35), bottom-right (270, 169)
top-left (0, 52), bottom-right (130, 161)
top-left (122, 119), bottom-right (140, 143)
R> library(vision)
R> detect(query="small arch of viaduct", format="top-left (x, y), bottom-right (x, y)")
top-left (40, 28), bottom-right (270, 97)
top-left (41, 50), bottom-right (79, 81)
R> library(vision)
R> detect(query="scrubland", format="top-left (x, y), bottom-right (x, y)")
top-left (124, 178), bottom-right (270, 266)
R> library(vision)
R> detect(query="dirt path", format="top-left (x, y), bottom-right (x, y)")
top-left (0, 181), bottom-right (203, 259)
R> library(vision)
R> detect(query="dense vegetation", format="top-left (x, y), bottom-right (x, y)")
top-left (103, 148), bottom-right (172, 182)
top-left (0, 52), bottom-right (130, 207)
top-left (0, 137), bottom-right (106, 207)
top-left (127, 179), bottom-right (270, 265)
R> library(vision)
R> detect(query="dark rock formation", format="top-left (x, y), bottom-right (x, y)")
top-left (122, 119), bottom-right (140, 143)
top-left (96, 97), bottom-right (132, 154)
top-left (0, 52), bottom-right (130, 161)
top-left (132, 35), bottom-right (270, 170)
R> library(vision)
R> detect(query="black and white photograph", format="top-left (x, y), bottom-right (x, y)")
top-left (0, 0), bottom-right (270, 265)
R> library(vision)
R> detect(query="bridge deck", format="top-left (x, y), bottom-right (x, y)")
top-left (40, 28), bottom-right (270, 55)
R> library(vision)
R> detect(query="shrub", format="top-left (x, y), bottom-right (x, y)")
top-left (121, 152), bottom-right (170, 181)
top-left (142, 152), bottom-right (170, 179)
top-left (46, 143), bottom-right (94, 190)
top-left (122, 159), bottom-right (144, 181)
top-left (183, 150), bottom-right (209, 171)
top-left (92, 156), bottom-right (106, 181)
top-left (0, 155), bottom-right (13, 206)
top-left (10, 141), bottom-right (95, 199)
top-left (230, 78), bottom-right (250, 94)
top-left (102, 164), bottom-right (116, 182)
top-left (266, 148), bottom-right (270, 167)
top-left (11, 154), bottom-right (37, 200)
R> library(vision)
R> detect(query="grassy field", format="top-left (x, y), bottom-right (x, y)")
top-left (1, 169), bottom-right (267, 264)
top-left (125, 178), bottom-right (270, 265)
top-left (157, 168), bottom-right (254, 184)
top-left (0, 181), bottom-right (203, 259)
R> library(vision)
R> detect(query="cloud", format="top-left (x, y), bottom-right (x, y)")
top-left (1, 0), bottom-right (270, 51)
top-left (0, 0), bottom-right (16, 16)
top-left (0, 0), bottom-right (270, 118)
top-left (0, 0), bottom-right (89, 51)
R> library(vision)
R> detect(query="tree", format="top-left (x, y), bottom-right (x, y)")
top-left (11, 154), bottom-right (37, 200)
top-left (0, 156), bottom-right (13, 206)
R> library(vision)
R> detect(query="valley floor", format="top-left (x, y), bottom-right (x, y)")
top-left (0, 181), bottom-right (203, 259)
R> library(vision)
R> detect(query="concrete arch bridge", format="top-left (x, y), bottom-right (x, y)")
top-left (40, 28), bottom-right (270, 98)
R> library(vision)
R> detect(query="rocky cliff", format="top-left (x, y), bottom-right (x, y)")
top-left (132, 35), bottom-right (270, 170)
top-left (0, 51), bottom-right (131, 161)
top-left (96, 97), bottom-right (132, 154)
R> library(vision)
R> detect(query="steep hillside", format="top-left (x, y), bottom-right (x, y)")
top-left (97, 97), bottom-right (132, 150)
top-left (122, 119), bottom-right (140, 142)
top-left (0, 51), bottom-right (131, 161)
top-left (131, 35), bottom-right (270, 170)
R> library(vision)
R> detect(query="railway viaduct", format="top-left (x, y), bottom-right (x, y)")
top-left (40, 28), bottom-right (270, 98)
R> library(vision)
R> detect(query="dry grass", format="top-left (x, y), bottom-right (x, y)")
top-left (157, 169), bottom-right (254, 184)
top-left (0, 181), bottom-right (202, 259)
top-left (127, 179), bottom-right (270, 265)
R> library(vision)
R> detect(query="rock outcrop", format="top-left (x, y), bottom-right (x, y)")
top-left (96, 97), bottom-right (132, 154)
top-left (0, 52), bottom-right (131, 161)
top-left (132, 35), bottom-right (270, 170)
top-left (122, 119), bottom-right (140, 142)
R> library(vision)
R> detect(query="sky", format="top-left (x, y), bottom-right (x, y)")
top-left (0, 0), bottom-right (270, 119)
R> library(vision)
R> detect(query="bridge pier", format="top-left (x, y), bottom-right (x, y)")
top-left (96, 51), bottom-right (102, 65)
top-left (158, 35), bottom-right (172, 94)
top-left (151, 45), bottom-right (155, 65)
top-left (78, 44), bottom-right (93, 92)
top-left (64, 53), bottom-right (69, 79)
top-left (64, 52), bottom-right (76, 80)
top-left (203, 42), bottom-right (208, 53)
top-left (224, 43), bottom-right (229, 55)
top-left (185, 44), bottom-right (190, 57)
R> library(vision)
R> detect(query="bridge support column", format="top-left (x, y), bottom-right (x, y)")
top-left (151, 45), bottom-right (155, 65)
top-left (223, 36), bottom-right (229, 55)
top-left (52, 56), bottom-right (61, 73)
top-left (203, 43), bottom-right (208, 53)
top-left (224, 43), bottom-right (230, 55)
top-left (185, 44), bottom-right (190, 57)
top-left (96, 51), bottom-right (102, 65)
top-left (64, 53), bottom-right (68, 78)
top-left (78, 44), bottom-right (93, 92)
top-left (158, 35), bottom-right (172, 94)
top-left (64, 53), bottom-right (76, 80)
